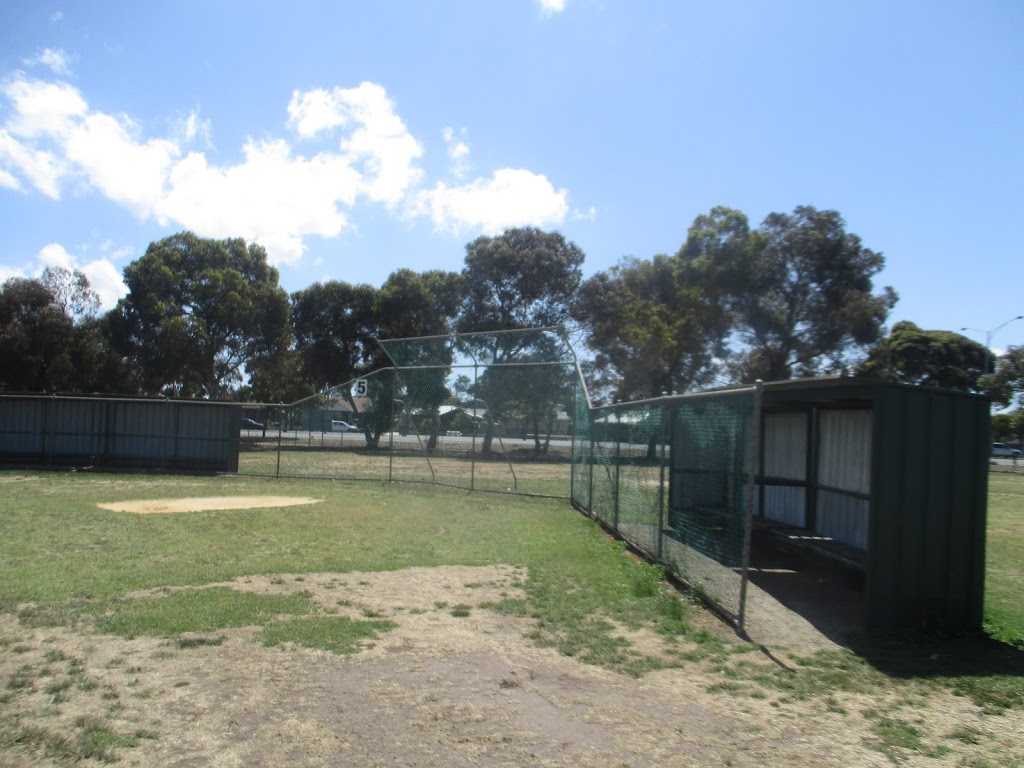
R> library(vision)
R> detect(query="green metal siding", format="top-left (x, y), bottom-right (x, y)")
top-left (866, 386), bottom-right (988, 634)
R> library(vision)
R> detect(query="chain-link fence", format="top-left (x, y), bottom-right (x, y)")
top-left (236, 327), bottom-right (761, 627)
top-left (571, 385), bottom-right (762, 628)
top-left (237, 329), bottom-right (581, 498)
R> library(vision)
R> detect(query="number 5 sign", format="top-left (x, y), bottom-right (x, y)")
top-left (352, 379), bottom-right (368, 397)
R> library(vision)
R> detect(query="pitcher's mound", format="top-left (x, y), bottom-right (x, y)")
top-left (98, 496), bottom-right (321, 514)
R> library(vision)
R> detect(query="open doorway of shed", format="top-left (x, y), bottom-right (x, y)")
top-left (740, 524), bottom-right (864, 649)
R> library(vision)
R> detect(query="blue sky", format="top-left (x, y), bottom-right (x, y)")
top-left (2, 1), bottom-right (1023, 353)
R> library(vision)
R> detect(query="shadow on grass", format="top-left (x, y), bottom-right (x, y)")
top-left (845, 632), bottom-right (1024, 711)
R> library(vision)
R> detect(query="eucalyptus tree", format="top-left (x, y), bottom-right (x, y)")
top-left (290, 280), bottom-right (378, 391)
top-left (723, 206), bottom-right (897, 382)
top-left (110, 232), bottom-right (291, 398)
top-left (984, 346), bottom-right (1024, 409)
top-left (456, 227), bottom-right (585, 452)
top-left (0, 276), bottom-right (76, 392)
top-left (375, 268), bottom-right (463, 450)
top-left (858, 322), bottom-right (989, 391)
top-left (573, 207), bottom-right (746, 400)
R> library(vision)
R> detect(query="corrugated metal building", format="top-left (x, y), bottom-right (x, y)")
top-left (0, 395), bottom-right (241, 473)
top-left (756, 378), bottom-right (990, 634)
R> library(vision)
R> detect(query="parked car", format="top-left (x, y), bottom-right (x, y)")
top-left (240, 418), bottom-right (264, 430)
top-left (992, 442), bottom-right (1022, 458)
top-left (332, 420), bottom-right (358, 432)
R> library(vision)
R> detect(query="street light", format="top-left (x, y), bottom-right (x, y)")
top-left (961, 314), bottom-right (1024, 374)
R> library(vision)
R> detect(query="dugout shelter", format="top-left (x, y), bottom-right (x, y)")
top-left (754, 377), bottom-right (990, 635)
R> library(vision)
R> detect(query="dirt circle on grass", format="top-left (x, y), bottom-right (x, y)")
top-left (97, 496), bottom-right (322, 514)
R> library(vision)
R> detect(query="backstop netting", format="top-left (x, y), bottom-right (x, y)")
top-left (236, 326), bottom-right (760, 626)
top-left (571, 386), bottom-right (761, 627)
top-left (238, 328), bottom-right (581, 497)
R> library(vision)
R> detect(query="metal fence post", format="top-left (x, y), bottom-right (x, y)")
top-left (738, 380), bottom-right (764, 635)
top-left (613, 409), bottom-right (622, 532)
top-left (387, 397), bottom-right (395, 484)
top-left (470, 363), bottom-right (478, 492)
top-left (569, 372), bottom-right (576, 502)
top-left (657, 402), bottom-right (669, 564)
top-left (275, 404), bottom-right (283, 479)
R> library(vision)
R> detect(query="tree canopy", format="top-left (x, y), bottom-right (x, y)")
top-left (13, 211), bottom-right (997, 414)
top-left (858, 321), bottom-right (989, 391)
top-left (723, 206), bottom-right (898, 381)
top-left (290, 280), bottom-right (377, 392)
top-left (0, 276), bottom-right (76, 392)
top-left (573, 253), bottom-right (726, 400)
top-left (984, 346), bottom-right (1024, 409)
top-left (457, 227), bottom-right (584, 335)
top-left (110, 232), bottom-right (291, 398)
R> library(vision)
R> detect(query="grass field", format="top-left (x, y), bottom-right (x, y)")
top-left (237, 439), bottom-right (576, 497)
top-left (985, 471), bottom-right (1024, 646)
top-left (1, 469), bottom-right (1022, 766)
top-left (0, 471), bottom-right (710, 672)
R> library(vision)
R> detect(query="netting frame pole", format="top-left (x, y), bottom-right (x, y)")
top-left (387, 388), bottom-right (395, 484)
top-left (613, 409), bottom-right (622, 531)
top-left (657, 402), bottom-right (670, 564)
top-left (737, 380), bottom-right (764, 634)
top-left (275, 404), bottom-right (283, 479)
top-left (587, 423), bottom-right (596, 512)
top-left (470, 363), bottom-right (478, 492)
top-left (569, 373), bottom-right (577, 501)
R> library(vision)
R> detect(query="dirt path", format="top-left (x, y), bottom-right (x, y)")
top-left (3, 565), bottom-right (1021, 768)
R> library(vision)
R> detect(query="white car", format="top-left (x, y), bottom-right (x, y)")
top-left (332, 420), bottom-right (358, 433)
top-left (992, 442), bottom-right (1022, 458)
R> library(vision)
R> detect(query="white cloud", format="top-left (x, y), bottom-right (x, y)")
top-left (23, 48), bottom-right (72, 76)
top-left (42, 243), bottom-right (128, 311)
top-left (420, 168), bottom-right (569, 235)
top-left (80, 257), bottom-right (128, 310)
top-left (287, 88), bottom-right (345, 138)
top-left (3, 78), bottom-right (87, 138)
top-left (0, 128), bottom-right (64, 197)
top-left (442, 126), bottom-right (471, 179)
top-left (288, 82), bottom-right (423, 205)
top-left (65, 112), bottom-right (179, 215)
top-left (4, 242), bottom-right (128, 311)
top-left (1, 75), bottom-right (574, 265)
top-left (37, 242), bottom-right (74, 269)
top-left (50, 11), bottom-right (64, 22)
top-left (537, 0), bottom-right (566, 16)
top-left (0, 167), bottom-right (18, 190)
top-left (158, 139), bottom-right (362, 264)
top-left (571, 206), bottom-right (597, 222)
top-left (180, 109), bottom-right (211, 147)
top-left (0, 264), bottom-right (22, 283)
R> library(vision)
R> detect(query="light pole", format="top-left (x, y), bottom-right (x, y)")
top-left (961, 314), bottom-right (1024, 374)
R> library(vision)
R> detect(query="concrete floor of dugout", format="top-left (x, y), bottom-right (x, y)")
top-left (741, 526), bottom-right (864, 649)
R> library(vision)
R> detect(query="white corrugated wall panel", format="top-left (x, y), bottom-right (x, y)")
top-left (763, 412), bottom-right (807, 480)
top-left (761, 486), bottom-right (806, 527)
top-left (816, 409), bottom-right (872, 550)
top-left (817, 489), bottom-right (869, 550)
top-left (818, 410), bottom-right (872, 494)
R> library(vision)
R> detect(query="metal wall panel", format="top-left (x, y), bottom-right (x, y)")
top-left (763, 411), bottom-right (807, 479)
top-left (816, 489), bottom-right (869, 550)
top-left (0, 395), bottom-right (239, 472)
top-left (866, 386), bottom-right (989, 634)
top-left (759, 485), bottom-right (806, 527)
top-left (0, 398), bottom-right (44, 453)
top-left (818, 409), bottom-right (871, 494)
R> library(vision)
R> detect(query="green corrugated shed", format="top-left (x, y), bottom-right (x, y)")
top-left (760, 378), bottom-right (990, 635)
